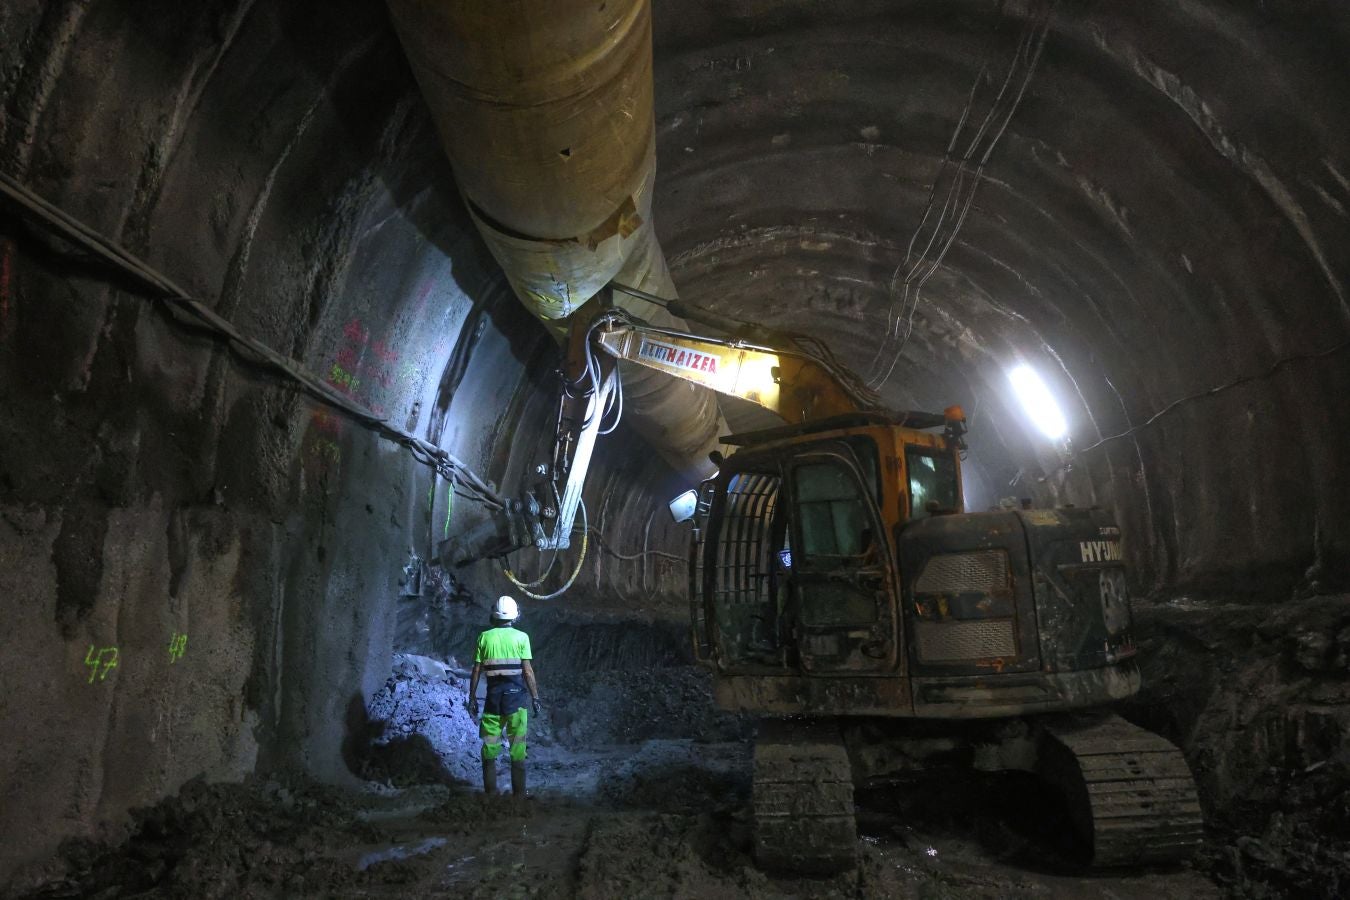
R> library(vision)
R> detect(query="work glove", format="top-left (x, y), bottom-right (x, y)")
top-left (467, 697), bottom-right (479, 720)
top-left (532, 697), bottom-right (542, 716)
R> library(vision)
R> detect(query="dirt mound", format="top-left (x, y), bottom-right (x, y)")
top-left (351, 652), bottom-right (749, 795)
top-left (546, 666), bottom-right (749, 747)
top-left (1128, 595), bottom-right (1350, 899)
top-left (356, 654), bottom-right (481, 787)
top-left (10, 777), bottom-right (425, 899)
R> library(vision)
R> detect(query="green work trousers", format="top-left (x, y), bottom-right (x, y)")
top-left (480, 707), bottom-right (528, 763)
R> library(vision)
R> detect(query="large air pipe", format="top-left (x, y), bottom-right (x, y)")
top-left (385, 0), bottom-right (723, 483)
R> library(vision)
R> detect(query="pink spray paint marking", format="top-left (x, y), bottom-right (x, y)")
top-left (304, 314), bottom-right (404, 472)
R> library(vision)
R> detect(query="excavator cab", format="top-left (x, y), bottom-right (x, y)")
top-left (690, 413), bottom-right (1146, 712)
top-left (691, 419), bottom-right (956, 688)
top-left (691, 429), bottom-right (912, 682)
top-left (786, 445), bottom-right (897, 675)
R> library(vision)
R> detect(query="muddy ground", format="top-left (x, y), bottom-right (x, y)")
top-left (13, 741), bottom-right (1227, 900)
top-left (7, 650), bottom-right (1250, 900)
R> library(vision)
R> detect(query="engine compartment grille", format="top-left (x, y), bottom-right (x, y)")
top-left (915, 619), bottom-right (1017, 662)
top-left (914, 550), bottom-right (1009, 594)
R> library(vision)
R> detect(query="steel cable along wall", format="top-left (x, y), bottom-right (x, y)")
top-left (384, 0), bottom-right (725, 485)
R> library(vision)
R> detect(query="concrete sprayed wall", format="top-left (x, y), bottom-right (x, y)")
top-left (0, 0), bottom-right (690, 881)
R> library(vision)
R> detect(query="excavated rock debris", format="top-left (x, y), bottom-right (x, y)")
top-left (357, 654), bottom-right (482, 787)
top-left (11, 777), bottom-right (407, 899)
top-left (353, 652), bottom-right (748, 790)
top-left (1128, 594), bottom-right (1350, 899)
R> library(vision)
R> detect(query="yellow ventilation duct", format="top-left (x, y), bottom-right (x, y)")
top-left (385, 0), bottom-right (722, 482)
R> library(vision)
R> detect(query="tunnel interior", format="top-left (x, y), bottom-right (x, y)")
top-left (2, 0), bottom-right (1349, 897)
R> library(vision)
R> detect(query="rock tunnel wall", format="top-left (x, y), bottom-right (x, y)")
top-left (0, 0), bottom-right (689, 882)
top-left (1, 0), bottom-right (1349, 888)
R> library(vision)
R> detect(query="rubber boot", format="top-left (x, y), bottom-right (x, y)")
top-left (482, 758), bottom-right (498, 795)
top-left (510, 761), bottom-right (526, 797)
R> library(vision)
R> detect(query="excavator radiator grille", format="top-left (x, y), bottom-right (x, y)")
top-left (915, 619), bottom-right (1017, 662)
top-left (914, 550), bottom-right (1009, 594)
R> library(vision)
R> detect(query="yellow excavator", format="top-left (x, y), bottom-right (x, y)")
top-left (453, 285), bottom-right (1203, 873)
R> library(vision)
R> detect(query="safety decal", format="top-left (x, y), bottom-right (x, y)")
top-left (1021, 509), bottom-right (1060, 527)
top-left (637, 338), bottom-right (719, 375)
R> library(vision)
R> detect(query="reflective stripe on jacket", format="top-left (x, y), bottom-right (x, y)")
top-left (475, 626), bottom-right (532, 686)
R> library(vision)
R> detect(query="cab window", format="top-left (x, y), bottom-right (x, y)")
top-left (793, 462), bottom-right (867, 557)
top-left (905, 447), bottom-right (959, 519)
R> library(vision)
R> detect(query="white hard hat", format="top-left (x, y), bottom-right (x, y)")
top-left (493, 595), bottom-right (519, 622)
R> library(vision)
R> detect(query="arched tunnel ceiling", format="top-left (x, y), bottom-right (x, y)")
top-left (0, 0), bottom-right (1343, 607)
top-left (641, 0), bottom-right (1350, 589)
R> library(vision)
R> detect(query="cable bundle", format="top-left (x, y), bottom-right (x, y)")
top-left (0, 171), bottom-right (506, 511)
top-left (867, 1), bottom-right (1058, 390)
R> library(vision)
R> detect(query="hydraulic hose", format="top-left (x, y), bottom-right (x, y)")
top-left (502, 498), bottom-right (589, 600)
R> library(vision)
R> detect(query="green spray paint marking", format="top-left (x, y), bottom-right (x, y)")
top-left (85, 645), bottom-right (119, 683)
top-left (168, 632), bottom-right (188, 663)
top-left (444, 484), bottom-right (455, 539)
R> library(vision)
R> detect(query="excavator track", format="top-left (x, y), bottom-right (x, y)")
top-left (752, 719), bottom-right (857, 874)
top-left (1040, 713), bottom-right (1204, 867)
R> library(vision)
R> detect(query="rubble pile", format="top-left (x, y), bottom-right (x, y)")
top-left (14, 778), bottom-right (420, 899)
top-left (1130, 594), bottom-right (1350, 899)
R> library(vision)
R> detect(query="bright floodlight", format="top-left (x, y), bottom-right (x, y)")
top-left (1008, 365), bottom-right (1068, 440)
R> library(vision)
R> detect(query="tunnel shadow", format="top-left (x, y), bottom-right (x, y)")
top-left (605, 761), bottom-right (749, 814)
top-left (342, 693), bottom-right (469, 789)
top-left (275, 0), bottom-right (557, 371)
top-left (855, 768), bottom-right (1091, 875)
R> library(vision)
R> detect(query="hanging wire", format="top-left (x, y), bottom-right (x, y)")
top-left (0, 171), bottom-right (506, 510)
top-left (867, 2), bottom-right (1057, 390)
top-left (1075, 336), bottom-right (1350, 455)
top-left (586, 527), bottom-right (686, 563)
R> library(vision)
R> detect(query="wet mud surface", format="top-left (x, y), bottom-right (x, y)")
top-left (11, 649), bottom-right (1231, 900)
top-left (12, 741), bottom-right (1225, 900)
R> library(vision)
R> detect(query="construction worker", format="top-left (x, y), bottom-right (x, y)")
top-left (466, 595), bottom-right (540, 796)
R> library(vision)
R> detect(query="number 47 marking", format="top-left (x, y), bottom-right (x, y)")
top-left (85, 646), bottom-right (118, 683)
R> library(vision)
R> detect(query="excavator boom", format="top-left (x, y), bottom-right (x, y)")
top-left (589, 312), bottom-right (875, 425)
top-left (446, 290), bottom-right (956, 561)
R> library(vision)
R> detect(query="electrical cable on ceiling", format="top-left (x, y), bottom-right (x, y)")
top-left (871, 8), bottom-right (1052, 388)
top-left (0, 171), bottom-right (506, 511)
top-left (866, 1), bottom-right (1057, 390)
top-left (609, 280), bottom-right (671, 309)
top-left (1076, 335), bottom-right (1350, 455)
